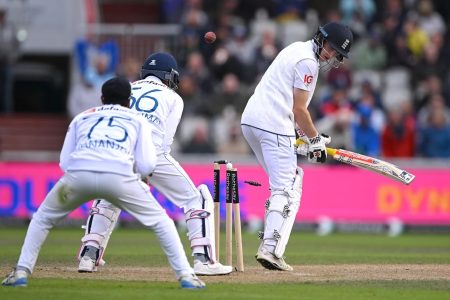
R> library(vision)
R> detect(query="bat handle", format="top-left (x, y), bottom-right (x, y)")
top-left (326, 147), bottom-right (337, 156)
top-left (295, 138), bottom-right (337, 156)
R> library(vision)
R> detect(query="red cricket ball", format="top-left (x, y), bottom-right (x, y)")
top-left (204, 31), bottom-right (216, 44)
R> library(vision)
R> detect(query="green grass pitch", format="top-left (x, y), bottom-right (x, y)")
top-left (0, 227), bottom-right (449, 300)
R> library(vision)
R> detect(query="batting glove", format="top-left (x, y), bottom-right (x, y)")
top-left (296, 129), bottom-right (310, 156)
top-left (307, 134), bottom-right (331, 163)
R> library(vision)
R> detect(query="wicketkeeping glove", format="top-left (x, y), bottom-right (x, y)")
top-left (308, 134), bottom-right (331, 163)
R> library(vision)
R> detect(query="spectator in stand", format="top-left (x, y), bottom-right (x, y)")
top-left (353, 83), bottom-right (385, 132)
top-left (182, 120), bottom-right (216, 154)
top-left (340, 0), bottom-right (376, 39)
top-left (351, 28), bottom-right (387, 71)
top-left (181, 0), bottom-right (209, 30)
top-left (209, 73), bottom-right (251, 117)
top-left (340, 0), bottom-right (376, 26)
top-left (381, 0), bottom-right (411, 68)
top-left (210, 45), bottom-right (242, 81)
top-left (183, 51), bottom-right (214, 94)
top-left (179, 1), bottom-right (210, 63)
top-left (360, 80), bottom-right (383, 109)
top-left (220, 0), bottom-right (246, 26)
top-left (418, 107), bottom-right (450, 158)
top-left (415, 74), bottom-right (444, 111)
top-left (74, 39), bottom-right (118, 88)
top-left (274, 0), bottom-right (308, 19)
top-left (416, 0), bottom-right (446, 37)
top-left (380, 0), bottom-right (407, 34)
top-left (316, 107), bottom-right (353, 150)
top-left (381, 106), bottom-right (415, 157)
top-left (413, 35), bottom-right (447, 83)
top-left (217, 124), bottom-right (251, 155)
top-left (254, 29), bottom-right (282, 77)
top-left (67, 78), bottom-right (101, 119)
top-left (224, 24), bottom-right (257, 83)
top-left (117, 56), bottom-right (140, 82)
top-left (351, 102), bottom-right (381, 156)
top-left (177, 74), bottom-right (208, 117)
top-left (387, 32), bottom-right (416, 68)
top-left (161, 0), bottom-right (184, 23)
top-left (403, 12), bottom-right (429, 61)
top-left (319, 87), bottom-right (352, 118)
top-left (69, 39), bottom-right (118, 118)
top-left (275, 3), bottom-right (309, 47)
top-left (326, 59), bottom-right (352, 91)
top-left (417, 94), bottom-right (450, 127)
top-left (211, 13), bottom-right (233, 46)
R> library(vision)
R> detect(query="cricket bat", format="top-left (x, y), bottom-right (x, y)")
top-left (296, 139), bottom-right (415, 185)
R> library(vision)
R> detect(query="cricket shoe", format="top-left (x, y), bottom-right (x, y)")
top-left (179, 274), bottom-right (206, 289)
top-left (255, 247), bottom-right (293, 271)
top-left (78, 256), bottom-right (98, 273)
top-left (193, 260), bottom-right (233, 275)
top-left (2, 269), bottom-right (28, 287)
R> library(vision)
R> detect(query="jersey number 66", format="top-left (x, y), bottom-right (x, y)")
top-left (129, 89), bottom-right (161, 113)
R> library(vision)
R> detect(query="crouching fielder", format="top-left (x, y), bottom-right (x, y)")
top-left (241, 22), bottom-right (353, 271)
top-left (77, 52), bottom-right (232, 276)
top-left (2, 77), bottom-right (204, 289)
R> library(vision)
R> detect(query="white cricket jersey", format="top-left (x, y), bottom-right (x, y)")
top-left (130, 76), bottom-right (183, 155)
top-left (60, 104), bottom-right (156, 176)
top-left (241, 40), bottom-right (319, 136)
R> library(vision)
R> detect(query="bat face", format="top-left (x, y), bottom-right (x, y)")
top-left (334, 149), bottom-right (415, 185)
top-left (398, 170), bottom-right (415, 185)
top-left (295, 139), bottom-right (415, 185)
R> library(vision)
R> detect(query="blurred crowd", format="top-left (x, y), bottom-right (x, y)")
top-left (69, 0), bottom-right (450, 158)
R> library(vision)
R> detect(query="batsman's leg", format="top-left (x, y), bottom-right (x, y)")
top-left (242, 126), bottom-right (300, 271)
top-left (256, 168), bottom-right (303, 271)
top-left (78, 199), bottom-right (121, 272)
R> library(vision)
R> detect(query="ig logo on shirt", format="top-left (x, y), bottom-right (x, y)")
top-left (303, 75), bottom-right (313, 85)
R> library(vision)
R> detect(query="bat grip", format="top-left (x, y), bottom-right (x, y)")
top-left (295, 138), bottom-right (337, 156)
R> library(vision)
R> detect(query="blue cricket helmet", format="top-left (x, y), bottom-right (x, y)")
top-left (319, 22), bottom-right (353, 59)
top-left (141, 52), bottom-right (180, 89)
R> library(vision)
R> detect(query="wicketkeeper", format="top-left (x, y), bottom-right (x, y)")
top-left (77, 52), bottom-right (232, 276)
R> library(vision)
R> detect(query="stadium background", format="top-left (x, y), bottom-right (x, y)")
top-left (0, 0), bottom-right (449, 234)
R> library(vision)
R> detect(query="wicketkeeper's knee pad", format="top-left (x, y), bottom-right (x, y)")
top-left (78, 200), bottom-right (121, 265)
top-left (264, 168), bottom-right (303, 258)
top-left (185, 184), bottom-right (216, 263)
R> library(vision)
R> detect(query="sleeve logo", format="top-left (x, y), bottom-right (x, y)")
top-left (303, 75), bottom-right (313, 85)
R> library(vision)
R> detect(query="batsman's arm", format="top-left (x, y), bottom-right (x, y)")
top-left (293, 88), bottom-right (318, 139)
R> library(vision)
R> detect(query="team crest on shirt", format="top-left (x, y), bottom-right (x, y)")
top-left (82, 108), bottom-right (96, 114)
top-left (303, 74), bottom-right (313, 85)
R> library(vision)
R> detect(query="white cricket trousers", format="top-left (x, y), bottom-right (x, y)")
top-left (242, 125), bottom-right (300, 252)
top-left (85, 153), bottom-right (206, 255)
top-left (16, 170), bottom-right (194, 279)
top-left (241, 125), bottom-right (297, 191)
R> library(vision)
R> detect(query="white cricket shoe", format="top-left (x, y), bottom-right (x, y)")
top-left (2, 269), bottom-right (28, 287)
top-left (193, 260), bottom-right (233, 276)
top-left (179, 274), bottom-right (205, 289)
top-left (78, 256), bottom-right (97, 273)
top-left (255, 247), bottom-right (293, 271)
